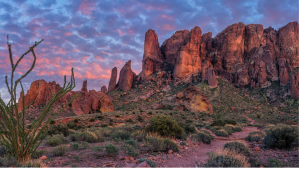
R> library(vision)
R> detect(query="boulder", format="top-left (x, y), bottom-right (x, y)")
top-left (173, 26), bottom-right (204, 79)
top-left (141, 29), bottom-right (164, 79)
top-left (175, 86), bottom-right (213, 114)
top-left (119, 60), bottom-right (134, 91)
top-left (108, 67), bottom-right (118, 93)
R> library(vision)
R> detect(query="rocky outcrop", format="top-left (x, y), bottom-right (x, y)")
top-left (81, 80), bottom-right (87, 92)
top-left (108, 67), bottom-right (117, 93)
top-left (101, 85), bottom-right (107, 94)
top-left (290, 72), bottom-right (299, 99)
top-left (175, 86), bottom-right (213, 114)
top-left (244, 24), bottom-right (265, 57)
top-left (173, 26), bottom-right (204, 79)
top-left (207, 65), bottom-right (218, 88)
top-left (119, 60), bottom-right (135, 91)
top-left (141, 29), bottom-right (164, 79)
top-left (18, 79), bottom-right (115, 115)
top-left (161, 30), bottom-right (189, 65)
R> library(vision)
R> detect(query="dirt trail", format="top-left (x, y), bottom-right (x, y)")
top-left (158, 120), bottom-right (257, 167)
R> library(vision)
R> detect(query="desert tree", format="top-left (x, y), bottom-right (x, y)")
top-left (0, 35), bottom-right (78, 162)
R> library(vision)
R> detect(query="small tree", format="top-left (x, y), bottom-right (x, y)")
top-left (0, 35), bottom-right (78, 162)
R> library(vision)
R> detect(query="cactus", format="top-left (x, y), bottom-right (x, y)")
top-left (0, 35), bottom-right (78, 162)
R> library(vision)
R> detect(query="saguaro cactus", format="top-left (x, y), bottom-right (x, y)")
top-left (0, 35), bottom-right (78, 162)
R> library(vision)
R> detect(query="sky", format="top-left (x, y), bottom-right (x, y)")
top-left (0, 0), bottom-right (299, 103)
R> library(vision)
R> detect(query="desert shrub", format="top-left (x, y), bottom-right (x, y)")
top-left (224, 119), bottom-right (237, 125)
top-left (52, 145), bottom-right (68, 156)
top-left (163, 138), bottom-right (179, 152)
top-left (121, 144), bottom-right (139, 157)
top-left (148, 111), bottom-right (152, 115)
top-left (132, 131), bottom-right (147, 142)
top-left (223, 142), bottom-right (251, 156)
top-left (179, 122), bottom-right (197, 135)
top-left (89, 118), bottom-right (95, 122)
top-left (125, 139), bottom-right (136, 145)
top-left (109, 122), bottom-right (113, 126)
top-left (50, 120), bottom-right (55, 125)
top-left (263, 124), bottom-right (298, 149)
top-left (104, 143), bottom-right (119, 155)
top-left (215, 129), bottom-right (229, 137)
top-left (256, 114), bottom-right (261, 118)
top-left (245, 131), bottom-right (265, 142)
top-left (180, 141), bottom-right (186, 146)
top-left (133, 125), bottom-right (141, 130)
top-left (110, 130), bottom-right (131, 140)
top-left (78, 131), bottom-right (98, 143)
top-left (192, 131), bottom-right (214, 144)
top-left (145, 136), bottom-right (165, 152)
top-left (137, 116), bottom-right (144, 122)
top-left (234, 126), bottom-right (242, 132)
top-left (70, 143), bottom-right (80, 150)
top-left (268, 158), bottom-right (282, 167)
top-left (101, 123), bottom-right (108, 127)
top-left (115, 114), bottom-right (120, 118)
top-left (92, 146), bottom-right (104, 152)
top-left (81, 142), bottom-right (89, 149)
top-left (137, 158), bottom-right (157, 167)
top-left (205, 155), bottom-right (246, 167)
top-left (22, 160), bottom-right (42, 167)
top-left (97, 115), bottom-right (104, 120)
top-left (211, 119), bottom-right (226, 126)
top-left (74, 119), bottom-right (79, 123)
top-left (48, 124), bottom-right (69, 136)
top-left (67, 122), bottom-right (77, 129)
top-left (126, 118), bottom-right (133, 123)
top-left (27, 124), bottom-right (32, 129)
top-left (31, 149), bottom-right (47, 159)
top-left (224, 124), bottom-right (236, 135)
top-left (0, 145), bottom-right (9, 157)
top-left (98, 136), bottom-right (105, 142)
top-left (46, 134), bottom-right (69, 146)
top-left (145, 115), bottom-right (184, 138)
top-left (69, 133), bottom-right (79, 141)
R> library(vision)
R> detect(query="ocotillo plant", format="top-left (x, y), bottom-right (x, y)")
top-left (0, 35), bottom-right (79, 162)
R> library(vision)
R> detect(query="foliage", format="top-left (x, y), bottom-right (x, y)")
top-left (110, 130), bottom-right (131, 140)
top-left (163, 138), bottom-right (179, 152)
top-left (268, 158), bottom-right (282, 167)
top-left (192, 132), bottom-right (213, 144)
top-left (145, 136), bottom-right (165, 152)
top-left (31, 149), bottom-right (46, 159)
top-left (78, 131), bottom-right (98, 143)
top-left (223, 142), bottom-right (251, 157)
top-left (52, 145), bottom-right (68, 156)
top-left (92, 146), bottom-right (104, 152)
top-left (48, 124), bottom-right (70, 136)
top-left (137, 158), bottom-right (157, 167)
top-left (145, 115), bottom-right (184, 138)
top-left (45, 134), bottom-right (69, 147)
top-left (215, 129), bottom-right (229, 137)
top-left (263, 124), bottom-right (298, 149)
top-left (245, 131), bottom-right (265, 142)
top-left (179, 122), bottom-right (197, 135)
top-left (180, 141), bottom-right (186, 146)
top-left (0, 36), bottom-right (78, 162)
top-left (205, 155), bottom-right (246, 167)
top-left (125, 139), bottom-right (136, 145)
top-left (224, 119), bottom-right (237, 125)
top-left (121, 144), bottom-right (139, 157)
top-left (104, 143), bottom-right (119, 155)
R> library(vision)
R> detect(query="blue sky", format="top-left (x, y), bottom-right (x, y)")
top-left (0, 0), bottom-right (298, 103)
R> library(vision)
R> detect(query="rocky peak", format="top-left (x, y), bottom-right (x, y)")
top-left (108, 67), bottom-right (118, 93)
top-left (119, 60), bottom-right (135, 91)
top-left (81, 80), bottom-right (87, 92)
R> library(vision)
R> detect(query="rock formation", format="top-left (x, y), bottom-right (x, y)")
top-left (101, 85), bottom-right (107, 94)
top-left (207, 65), bottom-right (218, 88)
top-left (18, 79), bottom-right (115, 115)
top-left (173, 26), bottom-right (204, 79)
top-left (141, 29), bottom-right (164, 79)
top-left (108, 67), bottom-right (117, 93)
top-left (81, 80), bottom-right (87, 92)
top-left (175, 86), bottom-right (213, 114)
top-left (290, 72), bottom-right (299, 99)
top-left (119, 60), bottom-right (135, 91)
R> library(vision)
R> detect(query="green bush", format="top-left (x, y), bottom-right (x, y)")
top-left (224, 124), bottom-right (236, 135)
top-left (48, 124), bottom-right (69, 136)
top-left (67, 122), bottom-right (77, 129)
top-left (104, 143), bottom-right (119, 155)
top-left (263, 124), bottom-right (298, 149)
top-left (145, 115), bottom-right (184, 138)
top-left (22, 160), bottom-right (42, 167)
top-left (97, 115), bottom-right (104, 120)
top-left (137, 116), bottom-right (144, 122)
top-left (126, 118), bottom-right (133, 123)
top-left (180, 141), bottom-right (186, 146)
top-left (70, 143), bottom-right (79, 150)
top-left (163, 138), bottom-right (179, 152)
top-left (121, 144), bottom-right (139, 157)
top-left (0, 145), bottom-right (9, 157)
top-left (224, 119), bottom-right (237, 125)
top-left (145, 136), bottom-right (165, 152)
top-left (92, 146), bottom-right (104, 152)
top-left (234, 126), bottom-right (242, 132)
top-left (268, 158), bottom-right (282, 167)
top-left (52, 145), bottom-right (68, 156)
top-left (215, 129), bottom-right (229, 137)
top-left (245, 131), bottom-right (265, 142)
top-left (78, 131), bottom-right (98, 143)
top-left (46, 134), bottom-right (69, 146)
top-left (223, 142), bottom-right (251, 156)
top-left (101, 124), bottom-right (108, 127)
top-left (137, 158), bottom-right (157, 167)
top-left (256, 114), bottom-right (261, 118)
top-left (115, 114), bottom-right (120, 118)
top-left (110, 130), bottom-right (131, 140)
top-left (31, 149), bottom-right (47, 159)
top-left (125, 139), bottom-right (136, 145)
top-left (205, 155), bottom-right (245, 167)
top-left (211, 119), bottom-right (226, 126)
top-left (74, 119), bottom-right (79, 123)
top-left (148, 112), bottom-right (152, 115)
top-left (192, 132), bottom-right (213, 144)
top-left (50, 120), bottom-right (55, 125)
top-left (89, 118), bottom-right (95, 122)
top-left (179, 122), bottom-right (196, 135)
top-left (69, 133), bottom-right (79, 141)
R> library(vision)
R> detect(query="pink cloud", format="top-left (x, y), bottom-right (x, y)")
top-left (118, 29), bottom-right (123, 35)
top-left (65, 33), bottom-right (73, 36)
top-left (79, 0), bottom-right (95, 15)
top-left (162, 24), bottom-right (176, 30)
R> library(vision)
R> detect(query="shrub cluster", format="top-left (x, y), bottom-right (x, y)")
top-left (215, 129), bottom-right (229, 137)
top-left (192, 130), bottom-right (214, 144)
top-left (223, 142), bottom-right (251, 157)
top-left (46, 134), bottom-right (69, 146)
top-left (263, 124), bottom-right (298, 149)
top-left (121, 144), bottom-right (139, 157)
top-left (52, 145), bottom-right (68, 156)
top-left (145, 115), bottom-right (184, 138)
top-left (48, 124), bottom-right (69, 136)
top-left (145, 135), bottom-right (179, 152)
top-left (245, 131), bottom-right (265, 142)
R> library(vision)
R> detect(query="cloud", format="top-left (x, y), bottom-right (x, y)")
top-left (0, 0), bottom-right (298, 103)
